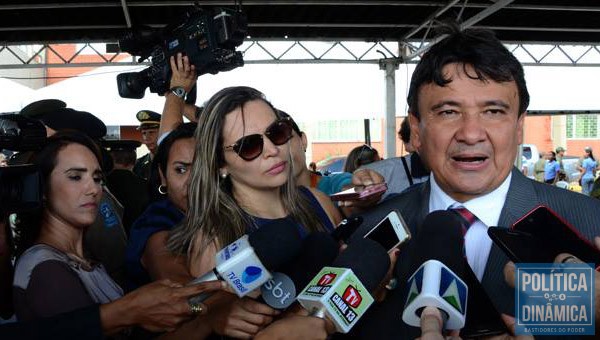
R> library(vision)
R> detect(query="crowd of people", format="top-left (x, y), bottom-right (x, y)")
top-left (530, 146), bottom-right (600, 197)
top-left (1, 23), bottom-right (600, 340)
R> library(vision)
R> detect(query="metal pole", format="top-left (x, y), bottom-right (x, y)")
top-left (379, 58), bottom-right (399, 158)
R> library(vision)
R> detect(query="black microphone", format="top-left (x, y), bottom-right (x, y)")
top-left (401, 210), bottom-right (468, 330)
top-left (401, 210), bottom-right (508, 337)
top-left (297, 237), bottom-right (390, 333)
top-left (260, 232), bottom-right (339, 309)
top-left (331, 216), bottom-right (363, 242)
top-left (188, 219), bottom-right (302, 304)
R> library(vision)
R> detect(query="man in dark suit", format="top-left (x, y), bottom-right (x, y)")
top-left (348, 26), bottom-right (600, 339)
top-left (103, 139), bottom-right (150, 235)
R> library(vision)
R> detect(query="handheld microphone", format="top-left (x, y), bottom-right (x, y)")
top-left (331, 216), bottom-right (363, 242)
top-left (297, 237), bottom-right (390, 333)
top-left (401, 210), bottom-right (468, 330)
top-left (188, 220), bottom-right (302, 304)
top-left (260, 232), bottom-right (339, 309)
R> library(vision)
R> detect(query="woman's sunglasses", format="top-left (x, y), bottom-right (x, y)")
top-left (224, 117), bottom-right (294, 161)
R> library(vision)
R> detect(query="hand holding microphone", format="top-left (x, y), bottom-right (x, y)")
top-left (260, 232), bottom-right (339, 310)
top-left (402, 211), bottom-right (469, 331)
top-left (187, 219), bottom-right (302, 304)
top-left (186, 220), bottom-right (302, 338)
top-left (297, 237), bottom-right (391, 333)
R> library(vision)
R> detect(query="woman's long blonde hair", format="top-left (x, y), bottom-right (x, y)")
top-left (167, 86), bottom-right (327, 257)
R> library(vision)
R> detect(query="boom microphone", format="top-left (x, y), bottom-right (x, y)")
top-left (188, 220), bottom-right (302, 304)
top-left (260, 232), bottom-right (339, 309)
top-left (402, 210), bottom-right (468, 330)
top-left (297, 238), bottom-right (390, 333)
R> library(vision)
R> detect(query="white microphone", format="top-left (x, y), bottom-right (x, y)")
top-left (188, 220), bottom-right (302, 304)
top-left (297, 238), bottom-right (390, 333)
top-left (402, 259), bottom-right (468, 329)
top-left (401, 211), bottom-right (469, 330)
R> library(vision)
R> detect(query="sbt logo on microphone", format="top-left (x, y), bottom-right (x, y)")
top-left (515, 263), bottom-right (595, 336)
top-left (261, 272), bottom-right (296, 309)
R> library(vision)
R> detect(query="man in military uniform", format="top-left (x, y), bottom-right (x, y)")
top-left (133, 110), bottom-right (161, 180)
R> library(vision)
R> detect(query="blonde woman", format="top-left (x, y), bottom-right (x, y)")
top-left (168, 86), bottom-right (340, 338)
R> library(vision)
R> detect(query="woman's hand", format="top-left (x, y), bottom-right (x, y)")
top-left (100, 279), bottom-right (226, 334)
top-left (205, 294), bottom-right (280, 339)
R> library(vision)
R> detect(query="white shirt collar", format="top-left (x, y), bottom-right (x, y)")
top-left (429, 172), bottom-right (512, 227)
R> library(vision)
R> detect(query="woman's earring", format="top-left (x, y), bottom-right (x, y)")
top-left (220, 172), bottom-right (228, 179)
top-left (158, 185), bottom-right (167, 195)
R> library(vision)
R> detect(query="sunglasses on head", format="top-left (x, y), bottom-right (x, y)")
top-left (357, 144), bottom-right (378, 166)
top-left (224, 117), bottom-right (294, 161)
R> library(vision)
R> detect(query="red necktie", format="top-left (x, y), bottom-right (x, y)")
top-left (449, 206), bottom-right (477, 236)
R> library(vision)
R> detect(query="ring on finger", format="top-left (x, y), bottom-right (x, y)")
top-left (188, 301), bottom-right (203, 315)
top-left (561, 255), bottom-right (579, 264)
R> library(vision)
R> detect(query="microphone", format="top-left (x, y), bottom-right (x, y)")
top-left (188, 220), bottom-right (302, 304)
top-left (330, 216), bottom-right (363, 242)
top-left (297, 237), bottom-right (390, 333)
top-left (401, 210), bottom-right (468, 330)
top-left (260, 232), bottom-right (339, 309)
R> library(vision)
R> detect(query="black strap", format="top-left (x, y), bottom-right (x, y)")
top-left (401, 156), bottom-right (413, 186)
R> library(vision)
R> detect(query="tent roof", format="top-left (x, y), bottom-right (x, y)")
top-left (2, 1), bottom-right (600, 44)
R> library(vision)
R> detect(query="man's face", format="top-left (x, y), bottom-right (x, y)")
top-left (410, 63), bottom-right (525, 202)
top-left (141, 128), bottom-right (159, 154)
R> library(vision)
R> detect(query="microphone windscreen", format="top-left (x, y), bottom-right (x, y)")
top-left (248, 219), bottom-right (303, 270)
top-left (333, 237), bottom-right (390, 293)
top-left (409, 210), bottom-right (465, 275)
top-left (284, 232), bottom-right (339, 292)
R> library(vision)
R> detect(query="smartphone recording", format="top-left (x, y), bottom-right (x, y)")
top-left (363, 210), bottom-right (410, 253)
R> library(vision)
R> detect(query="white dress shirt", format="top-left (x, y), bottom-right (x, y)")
top-left (429, 173), bottom-right (512, 281)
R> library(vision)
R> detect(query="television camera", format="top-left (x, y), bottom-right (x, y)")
top-left (0, 114), bottom-right (45, 215)
top-left (116, 6), bottom-right (247, 100)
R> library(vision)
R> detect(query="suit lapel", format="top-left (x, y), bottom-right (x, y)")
top-left (481, 168), bottom-right (540, 314)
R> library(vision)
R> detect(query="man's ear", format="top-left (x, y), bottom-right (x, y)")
top-left (408, 113), bottom-right (421, 151)
top-left (516, 111), bottom-right (527, 145)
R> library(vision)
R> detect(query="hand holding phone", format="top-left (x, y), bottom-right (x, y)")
top-left (363, 210), bottom-right (410, 253)
top-left (489, 205), bottom-right (600, 267)
top-left (329, 183), bottom-right (387, 202)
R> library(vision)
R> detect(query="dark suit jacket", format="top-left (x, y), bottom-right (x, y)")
top-left (106, 169), bottom-right (150, 235)
top-left (345, 168), bottom-right (600, 339)
top-left (0, 304), bottom-right (103, 340)
top-left (133, 153), bottom-right (152, 180)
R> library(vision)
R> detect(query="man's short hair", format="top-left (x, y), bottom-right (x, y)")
top-left (101, 139), bottom-right (141, 167)
top-left (398, 117), bottom-right (411, 144)
top-left (407, 24), bottom-right (530, 119)
top-left (110, 149), bottom-right (137, 166)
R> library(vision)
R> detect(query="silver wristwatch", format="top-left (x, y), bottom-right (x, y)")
top-left (170, 86), bottom-right (187, 99)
